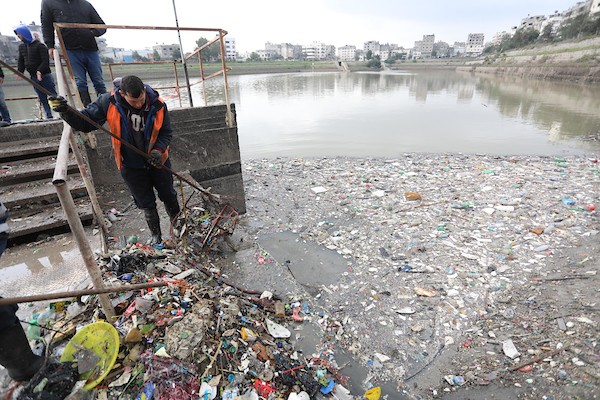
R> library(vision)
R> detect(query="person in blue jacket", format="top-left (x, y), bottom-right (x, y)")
top-left (49, 75), bottom-right (180, 244)
top-left (15, 25), bottom-right (57, 120)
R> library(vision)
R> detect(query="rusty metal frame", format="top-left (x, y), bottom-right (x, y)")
top-left (54, 23), bottom-right (234, 127)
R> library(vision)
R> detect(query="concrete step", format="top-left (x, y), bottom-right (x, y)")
top-left (0, 137), bottom-right (60, 163)
top-left (0, 154), bottom-right (79, 185)
top-left (1, 176), bottom-right (87, 209)
top-left (7, 198), bottom-right (93, 239)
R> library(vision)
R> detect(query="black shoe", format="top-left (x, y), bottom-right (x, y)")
top-left (0, 324), bottom-right (44, 381)
top-left (143, 208), bottom-right (162, 245)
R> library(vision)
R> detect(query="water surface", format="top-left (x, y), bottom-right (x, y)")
top-left (4, 69), bottom-right (600, 157)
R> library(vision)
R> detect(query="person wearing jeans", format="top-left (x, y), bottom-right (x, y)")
top-left (64, 49), bottom-right (105, 104)
top-left (41, 0), bottom-right (107, 106)
top-left (0, 67), bottom-right (12, 125)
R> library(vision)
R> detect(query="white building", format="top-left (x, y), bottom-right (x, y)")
top-left (520, 15), bottom-right (546, 31)
top-left (540, 11), bottom-right (564, 37)
top-left (491, 31), bottom-right (512, 46)
top-left (452, 41), bottom-right (466, 56)
top-left (100, 47), bottom-right (125, 62)
top-left (256, 49), bottom-right (275, 61)
top-left (223, 36), bottom-right (237, 60)
top-left (591, 0), bottom-right (600, 14)
top-left (152, 43), bottom-right (181, 60)
top-left (564, 1), bottom-right (592, 18)
top-left (364, 41), bottom-right (380, 53)
top-left (465, 33), bottom-right (484, 56)
top-left (421, 34), bottom-right (435, 57)
top-left (303, 41), bottom-right (335, 60)
top-left (337, 45), bottom-right (356, 61)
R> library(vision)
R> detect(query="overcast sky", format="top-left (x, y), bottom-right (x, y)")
top-left (0, 0), bottom-right (579, 54)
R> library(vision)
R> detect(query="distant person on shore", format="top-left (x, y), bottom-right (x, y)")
top-left (41, 0), bottom-right (107, 106)
top-left (15, 25), bottom-right (57, 120)
top-left (0, 67), bottom-right (12, 126)
top-left (49, 75), bottom-right (180, 245)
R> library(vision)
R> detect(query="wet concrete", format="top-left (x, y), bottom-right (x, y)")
top-left (0, 233), bottom-right (98, 299)
top-left (258, 230), bottom-right (350, 296)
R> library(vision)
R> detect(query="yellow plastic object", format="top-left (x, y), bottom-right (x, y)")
top-left (365, 386), bottom-right (381, 400)
top-left (60, 321), bottom-right (120, 390)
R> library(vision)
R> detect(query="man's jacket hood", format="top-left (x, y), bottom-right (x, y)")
top-left (14, 25), bottom-right (33, 44)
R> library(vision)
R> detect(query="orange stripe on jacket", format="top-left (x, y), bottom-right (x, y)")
top-left (107, 101), bottom-right (168, 170)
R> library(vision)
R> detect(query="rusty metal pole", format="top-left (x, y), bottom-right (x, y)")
top-left (54, 51), bottom-right (109, 253)
top-left (199, 49), bottom-right (208, 106)
top-left (172, 0), bottom-right (193, 107)
top-left (217, 30), bottom-right (233, 128)
top-left (0, 281), bottom-right (168, 306)
top-left (55, 25), bottom-right (84, 107)
top-left (52, 52), bottom-right (115, 318)
top-left (53, 127), bottom-right (115, 318)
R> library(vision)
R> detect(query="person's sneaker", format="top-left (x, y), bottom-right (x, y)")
top-left (0, 121), bottom-right (10, 127)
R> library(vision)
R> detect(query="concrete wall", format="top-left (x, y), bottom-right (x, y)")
top-left (85, 104), bottom-right (246, 213)
top-left (0, 120), bottom-right (62, 143)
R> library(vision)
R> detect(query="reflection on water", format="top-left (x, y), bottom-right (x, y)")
top-left (183, 70), bottom-right (600, 158)
top-left (0, 237), bottom-right (93, 298)
top-left (5, 70), bottom-right (600, 158)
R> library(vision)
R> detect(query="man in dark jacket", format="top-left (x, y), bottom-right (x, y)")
top-left (0, 201), bottom-right (44, 382)
top-left (41, 0), bottom-right (107, 106)
top-left (15, 25), bottom-right (57, 120)
top-left (0, 67), bottom-right (12, 125)
top-left (49, 75), bottom-right (181, 245)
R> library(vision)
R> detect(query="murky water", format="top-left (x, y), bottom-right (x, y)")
top-left (4, 70), bottom-right (600, 158)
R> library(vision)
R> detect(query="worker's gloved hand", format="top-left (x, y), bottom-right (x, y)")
top-left (148, 149), bottom-right (163, 168)
top-left (48, 96), bottom-right (68, 113)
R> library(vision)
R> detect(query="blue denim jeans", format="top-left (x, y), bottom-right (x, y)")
top-left (0, 85), bottom-right (11, 123)
top-left (66, 49), bottom-right (106, 93)
top-left (31, 73), bottom-right (57, 119)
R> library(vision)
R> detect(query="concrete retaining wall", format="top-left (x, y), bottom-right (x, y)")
top-left (457, 65), bottom-right (600, 84)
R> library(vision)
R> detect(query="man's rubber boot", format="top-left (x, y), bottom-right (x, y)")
top-left (164, 201), bottom-right (181, 224)
top-left (144, 208), bottom-right (162, 245)
top-left (0, 324), bottom-right (44, 381)
top-left (78, 90), bottom-right (92, 106)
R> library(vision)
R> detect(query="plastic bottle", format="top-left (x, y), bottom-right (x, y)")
top-left (36, 308), bottom-right (55, 327)
top-left (26, 320), bottom-right (41, 341)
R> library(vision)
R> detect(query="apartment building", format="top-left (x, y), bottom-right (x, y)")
top-left (421, 34), bottom-right (435, 57)
top-left (520, 15), bottom-right (547, 31)
top-left (337, 45), bottom-right (356, 61)
top-left (465, 33), bottom-right (484, 56)
top-left (540, 11), bottom-right (565, 36)
top-left (363, 41), bottom-right (380, 53)
top-left (152, 43), bottom-right (181, 60)
top-left (223, 36), bottom-right (237, 60)
top-left (564, 0), bottom-right (592, 18)
top-left (491, 31), bottom-right (512, 46)
top-left (303, 41), bottom-right (335, 60)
